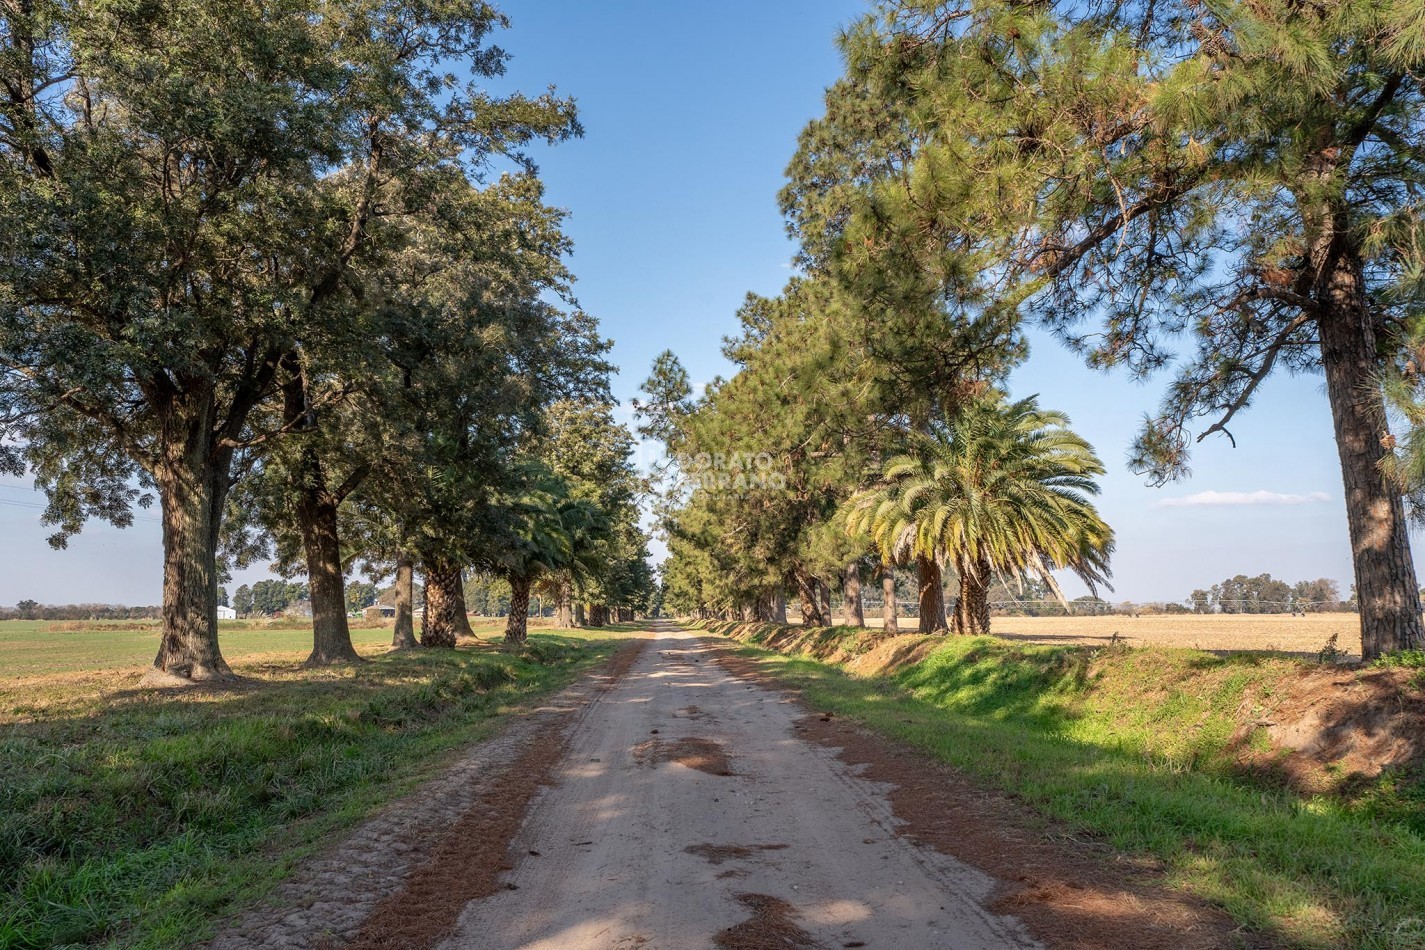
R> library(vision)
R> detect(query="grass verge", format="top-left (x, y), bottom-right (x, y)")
top-left (0, 629), bottom-right (631, 949)
top-left (703, 621), bottom-right (1425, 949)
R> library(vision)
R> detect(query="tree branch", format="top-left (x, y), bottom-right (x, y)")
top-left (1196, 312), bottom-right (1311, 444)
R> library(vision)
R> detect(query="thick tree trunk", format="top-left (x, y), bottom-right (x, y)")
top-left (144, 412), bottom-right (236, 686)
top-left (299, 493), bottom-right (361, 666)
top-left (916, 555), bottom-right (948, 634)
top-left (881, 564), bottom-right (899, 634)
top-left (795, 570), bottom-right (823, 626)
top-left (842, 562), bottom-right (865, 627)
top-left (451, 571), bottom-right (475, 639)
top-left (574, 602), bottom-right (586, 626)
top-left (1316, 248), bottom-right (1424, 659)
top-left (280, 360), bottom-right (364, 667)
top-left (798, 585), bottom-right (815, 625)
top-left (421, 559), bottom-right (462, 648)
top-left (555, 575), bottom-right (575, 629)
top-left (391, 554), bottom-right (417, 649)
top-left (951, 554), bottom-right (991, 636)
top-left (505, 574), bottom-right (532, 643)
top-left (755, 590), bottom-right (783, 623)
top-left (816, 576), bottom-right (833, 625)
top-left (772, 588), bottom-right (788, 624)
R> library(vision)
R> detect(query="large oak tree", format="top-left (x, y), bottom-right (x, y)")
top-left (0, 0), bottom-right (577, 681)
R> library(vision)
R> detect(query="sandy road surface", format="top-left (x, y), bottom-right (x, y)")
top-left (441, 623), bottom-right (1036, 950)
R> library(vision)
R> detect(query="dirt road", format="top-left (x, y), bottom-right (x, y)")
top-left (439, 623), bottom-right (1037, 950)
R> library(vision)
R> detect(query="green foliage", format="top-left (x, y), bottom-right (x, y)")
top-left (0, 0), bottom-right (607, 673)
top-left (846, 393), bottom-right (1113, 631)
top-left (344, 582), bottom-right (379, 615)
top-left (1192, 574), bottom-right (1344, 614)
top-left (524, 399), bottom-right (654, 613)
top-left (813, 0), bottom-right (1425, 655)
top-left (464, 573), bottom-right (513, 617)
top-left (247, 580), bottom-right (309, 618)
top-left (232, 586), bottom-right (254, 618)
top-left (832, 0), bottom-right (1425, 464)
top-left (1374, 650), bottom-right (1425, 670)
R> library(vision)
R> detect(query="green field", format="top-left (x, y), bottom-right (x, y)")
top-left (0, 620), bottom-right (404, 679)
top-left (0, 619), bottom-right (640, 949)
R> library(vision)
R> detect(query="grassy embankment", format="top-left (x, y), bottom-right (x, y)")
top-left (701, 620), bottom-right (1425, 949)
top-left (0, 619), bottom-right (640, 949)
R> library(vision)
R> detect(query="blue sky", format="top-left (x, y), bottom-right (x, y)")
top-left (0, 0), bottom-right (1406, 606)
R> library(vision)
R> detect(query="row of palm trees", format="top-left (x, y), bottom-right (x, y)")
top-left (495, 467), bottom-right (611, 644)
top-left (840, 395), bottom-right (1115, 636)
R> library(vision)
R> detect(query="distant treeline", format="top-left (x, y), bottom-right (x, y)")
top-left (1188, 576), bottom-right (1347, 614)
top-left (3, 600), bottom-right (162, 621)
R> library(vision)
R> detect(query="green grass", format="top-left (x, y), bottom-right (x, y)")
top-left (714, 625), bottom-right (1425, 948)
top-left (0, 619), bottom-right (406, 678)
top-left (0, 624), bottom-right (634, 949)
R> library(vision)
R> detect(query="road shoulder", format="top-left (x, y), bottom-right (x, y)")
top-left (711, 639), bottom-right (1270, 950)
top-left (208, 639), bottom-right (646, 950)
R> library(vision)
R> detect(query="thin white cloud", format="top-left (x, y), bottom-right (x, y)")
top-left (1155, 490), bottom-right (1331, 509)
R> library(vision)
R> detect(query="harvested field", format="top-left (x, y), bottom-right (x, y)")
top-left (843, 613), bottom-right (1364, 659)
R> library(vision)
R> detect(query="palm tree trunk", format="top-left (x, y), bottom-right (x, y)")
top-left (420, 559), bottom-right (462, 648)
top-left (916, 555), bottom-right (948, 633)
top-left (952, 554), bottom-right (991, 636)
top-left (505, 574), bottom-right (531, 643)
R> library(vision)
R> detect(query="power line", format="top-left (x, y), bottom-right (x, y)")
top-left (0, 495), bottom-right (162, 524)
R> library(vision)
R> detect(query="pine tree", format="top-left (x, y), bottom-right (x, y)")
top-left (827, 0), bottom-right (1425, 658)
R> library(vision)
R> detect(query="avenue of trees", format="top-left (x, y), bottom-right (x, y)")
top-left (648, 0), bottom-right (1425, 660)
top-left (0, 1), bottom-right (653, 683)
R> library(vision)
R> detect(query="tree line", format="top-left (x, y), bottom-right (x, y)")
top-left (1188, 576), bottom-right (1346, 615)
top-left (0, 1), bottom-right (653, 683)
top-left (642, 0), bottom-right (1425, 660)
top-left (3, 600), bottom-right (161, 622)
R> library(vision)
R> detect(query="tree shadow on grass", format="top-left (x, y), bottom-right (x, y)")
top-left (779, 655), bottom-right (1425, 949)
top-left (889, 638), bottom-right (1098, 730)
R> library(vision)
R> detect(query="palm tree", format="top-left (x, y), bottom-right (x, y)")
top-left (496, 469), bottom-right (609, 644)
top-left (847, 395), bottom-right (1114, 636)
